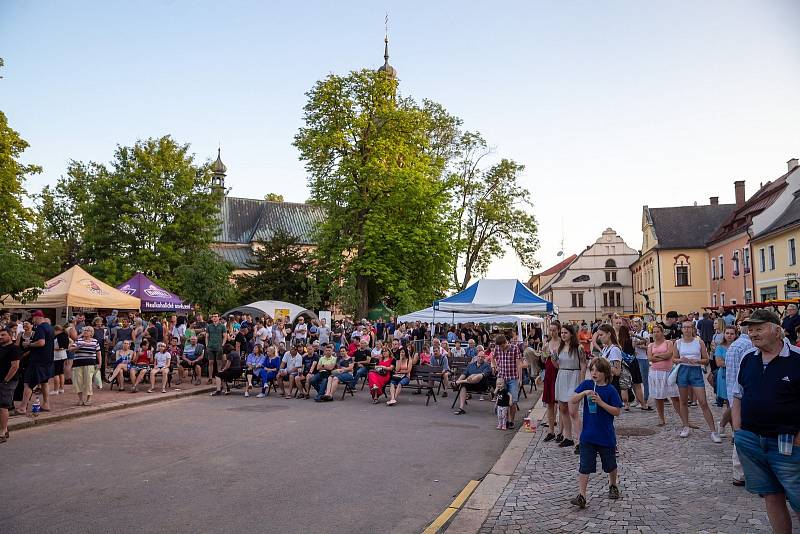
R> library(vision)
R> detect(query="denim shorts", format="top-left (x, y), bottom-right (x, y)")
top-left (578, 441), bottom-right (617, 475)
top-left (391, 375), bottom-right (410, 386)
top-left (506, 379), bottom-right (520, 403)
top-left (734, 429), bottom-right (800, 512)
top-left (676, 365), bottom-right (705, 388)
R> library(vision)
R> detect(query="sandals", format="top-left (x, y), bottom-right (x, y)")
top-left (453, 408), bottom-right (466, 415)
top-left (161, 388), bottom-right (167, 393)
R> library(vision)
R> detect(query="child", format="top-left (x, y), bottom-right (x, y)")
top-left (568, 357), bottom-right (623, 508)
top-left (495, 377), bottom-right (510, 430)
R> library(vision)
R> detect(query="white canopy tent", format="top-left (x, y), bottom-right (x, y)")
top-left (398, 307), bottom-right (543, 325)
top-left (222, 300), bottom-right (318, 323)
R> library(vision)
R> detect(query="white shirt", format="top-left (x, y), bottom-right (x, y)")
top-left (602, 345), bottom-right (622, 362)
top-left (273, 325), bottom-right (285, 343)
top-left (294, 323), bottom-right (308, 340)
top-left (154, 351), bottom-right (171, 368)
top-left (371, 347), bottom-right (382, 359)
top-left (633, 330), bottom-right (650, 359)
top-left (282, 353), bottom-right (302, 372)
top-left (255, 327), bottom-right (269, 346)
top-left (318, 326), bottom-right (330, 343)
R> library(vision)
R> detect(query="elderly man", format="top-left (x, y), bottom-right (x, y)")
top-left (725, 311), bottom-right (753, 486)
top-left (453, 350), bottom-right (492, 415)
top-left (179, 336), bottom-right (205, 385)
top-left (783, 304), bottom-right (800, 345)
top-left (733, 309), bottom-right (800, 533)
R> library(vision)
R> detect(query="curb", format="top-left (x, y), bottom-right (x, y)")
top-left (441, 396), bottom-right (545, 534)
top-left (8, 385), bottom-right (216, 432)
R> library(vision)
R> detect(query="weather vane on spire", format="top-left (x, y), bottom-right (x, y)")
top-left (385, 12), bottom-right (389, 38)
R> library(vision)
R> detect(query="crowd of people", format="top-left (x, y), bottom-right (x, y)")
top-left (1, 303), bottom-right (799, 531)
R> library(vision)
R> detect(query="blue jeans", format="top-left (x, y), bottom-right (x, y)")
top-left (309, 373), bottom-right (328, 400)
top-left (336, 372), bottom-right (355, 388)
top-left (636, 357), bottom-right (650, 400)
top-left (735, 429), bottom-right (800, 512)
top-left (354, 366), bottom-right (369, 387)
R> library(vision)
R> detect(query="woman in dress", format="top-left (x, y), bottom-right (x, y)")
top-left (541, 322), bottom-right (561, 442)
top-left (714, 326), bottom-right (737, 435)
top-left (367, 347), bottom-right (394, 404)
top-left (108, 340), bottom-right (134, 391)
top-left (646, 324), bottom-right (681, 426)
top-left (553, 324), bottom-right (586, 450)
top-left (673, 321), bottom-right (720, 442)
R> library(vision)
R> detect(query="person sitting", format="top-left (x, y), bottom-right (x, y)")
top-left (255, 345), bottom-right (282, 398)
top-left (311, 344), bottom-right (337, 402)
top-left (210, 344), bottom-right (242, 396)
top-left (386, 350), bottom-right (412, 406)
top-left (451, 339), bottom-right (466, 360)
top-left (278, 345), bottom-right (303, 399)
top-left (128, 340), bottom-right (152, 393)
top-left (244, 344), bottom-right (266, 398)
top-left (148, 342), bottom-right (171, 393)
top-left (178, 336), bottom-right (205, 385)
top-left (167, 337), bottom-right (182, 384)
top-left (108, 339), bottom-right (134, 390)
top-left (453, 350), bottom-right (492, 415)
top-left (353, 338), bottom-right (373, 387)
top-left (429, 346), bottom-right (452, 397)
top-left (292, 345), bottom-right (318, 399)
top-left (321, 346), bottom-right (356, 401)
top-left (367, 347), bottom-right (395, 404)
top-left (418, 344), bottom-right (432, 365)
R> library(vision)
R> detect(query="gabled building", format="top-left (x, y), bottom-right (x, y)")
top-left (749, 158), bottom-right (800, 301)
top-left (539, 229), bottom-right (638, 323)
top-left (528, 254), bottom-right (577, 294)
top-left (208, 150), bottom-right (326, 276)
top-left (631, 199), bottom-right (735, 316)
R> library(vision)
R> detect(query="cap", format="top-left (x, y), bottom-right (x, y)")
top-left (30, 310), bottom-right (45, 318)
top-left (741, 309), bottom-right (781, 326)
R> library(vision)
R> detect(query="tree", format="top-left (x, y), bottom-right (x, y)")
top-left (175, 250), bottom-right (240, 314)
top-left (264, 193), bottom-right (284, 202)
top-left (235, 229), bottom-right (319, 308)
top-left (0, 237), bottom-right (43, 304)
top-left (54, 136), bottom-right (222, 286)
top-left (294, 69), bottom-right (460, 318)
top-left (449, 132), bottom-right (540, 290)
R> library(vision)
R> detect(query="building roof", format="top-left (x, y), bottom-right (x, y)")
top-left (216, 196), bottom-right (326, 245)
top-left (753, 189), bottom-right (800, 240)
top-left (211, 244), bottom-right (255, 269)
top-left (707, 179), bottom-right (789, 245)
top-left (648, 204), bottom-right (736, 249)
top-left (536, 254), bottom-right (577, 277)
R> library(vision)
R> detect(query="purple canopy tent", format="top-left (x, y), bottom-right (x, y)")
top-left (117, 272), bottom-right (191, 312)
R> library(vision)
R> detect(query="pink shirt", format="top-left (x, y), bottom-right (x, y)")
top-left (650, 340), bottom-right (673, 371)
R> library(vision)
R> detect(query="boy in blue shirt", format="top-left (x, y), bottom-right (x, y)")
top-left (569, 357), bottom-right (623, 508)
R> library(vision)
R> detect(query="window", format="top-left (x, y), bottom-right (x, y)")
top-left (790, 238), bottom-right (797, 266)
top-left (571, 292), bottom-right (584, 308)
top-left (605, 271), bottom-right (617, 282)
top-left (731, 299), bottom-right (737, 305)
top-left (605, 259), bottom-right (617, 268)
top-left (745, 289), bottom-right (753, 303)
top-left (761, 286), bottom-right (778, 301)
top-left (769, 245), bottom-right (776, 270)
top-left (720, 292), bottom-right (725, 306)
top-left (718, 255), bottom-right (724, 279)
top-left (733, 251), bottom-right (740, 276)
top-left (676, 266), bottom-right (690, 287)
top-left (744, 247), bottom-right (751, 272)
top-left (615, 292), bottom-right (622, 307)
top-left (711, 258), bottom-right (717, 280)
top-left (603, 292), bottom-right (608, 307)
top-left (712, 293), bottom-right (717, 307)
top-left (759, 248), bottom-right (766, 272)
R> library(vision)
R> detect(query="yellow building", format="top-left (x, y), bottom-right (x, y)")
top-left (631, 202), bottom-right (735, 315)
top-left (749, 167), bottom-right (800, 301)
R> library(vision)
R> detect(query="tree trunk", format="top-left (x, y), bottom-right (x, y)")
top-left (356, 273), bottom-right (370, 320)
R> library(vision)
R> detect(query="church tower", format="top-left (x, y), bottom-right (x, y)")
top-left (211, 148), bottom-right (227, 195)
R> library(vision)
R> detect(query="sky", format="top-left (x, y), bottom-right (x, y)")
top-left (2, 0), bottom-right (799, 282)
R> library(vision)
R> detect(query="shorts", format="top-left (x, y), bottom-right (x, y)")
top-left (130, 364), bottom-right (150, 372)
top-left (0, 379), bottom-right (17, 409)
top-left (390, 375), bottom-right (410, 386)
top-left (54, 359), bottom-right (65, 375)
top-left (24, 364), bottom-right (53, 387)
top-left (734, 429), bottom-right (800, 512)
top-left (208, 348), bottom-right (223, 364)
top-left (464, 376), bottom-right (489, 392)
top-left (217, 368), bottom-right (242, 381)
top-left (181, 359), bottom-right (200, 368)
top-left (578, 441), bottom-right (618, 475)
top-left (676, 365), bottom-right (705, 388)
top-left (506, 378), bottom-right (520, 403)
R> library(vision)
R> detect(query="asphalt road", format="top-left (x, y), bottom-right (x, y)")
top-left (0, 386), bottom-right (520, 534)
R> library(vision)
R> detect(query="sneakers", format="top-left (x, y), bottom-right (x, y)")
top-left (210, 390), bottom-right (221, 396)
top-left (570, 494), bottom-right (586, 508)
top-left (244, 391), bottom-right (250, 398)
top-left (543, 433), bottom-right (556, 442)
top-left (554, 433), bottom-right (564, 443)
top-left (608, 485), bottom-right (620, 500)
top-left (711, 432), bottom-right (722, 444)
top-left (256, 393), bottom-right (266, 398)
top-left (558, 438), bottom-right (575, 448)
top-left (679, 426), bottom-right (690, 438)
top-left (717, 421), bottom-right (727, 437)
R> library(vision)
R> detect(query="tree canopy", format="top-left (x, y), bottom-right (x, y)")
top-left (174, 250), bottom-right (240, 314)
top-left (294, 69), bottom-right (460, 317)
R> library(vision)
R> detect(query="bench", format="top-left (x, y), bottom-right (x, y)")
top-left (402, 365), bottom-right (442, 406)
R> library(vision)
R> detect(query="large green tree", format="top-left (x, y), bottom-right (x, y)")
top-left (449, 132), bottom-right (540, 290)
top-left (54, 136), bottom-right (222, 286)
top-left (235, 229), bottom-right (319, 308)
top-left (174, 250), bottom-right (240, 314)
top-left (294, 69), bottom-right (459, 317)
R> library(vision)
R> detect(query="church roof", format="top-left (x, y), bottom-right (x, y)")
top-left (216, 196), bottom-right (326, 245)
top-left (211, 148), bottom-right (227, 174)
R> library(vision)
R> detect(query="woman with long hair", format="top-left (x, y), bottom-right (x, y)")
top-left (618, 326), bottom-right (647, 411)
top-left (553, 324), bottom-right (586, 452)
top-left (673, 321), bottom-right (720, 442)
top-left (597, 324), bottom-right (625, 402)
top-left (646, 324), bottom-right (681, 426)
top-left (541, 322), bottom-right (561, 442)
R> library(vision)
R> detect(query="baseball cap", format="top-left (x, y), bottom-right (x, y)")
top-left (741, 309), bottom-right (781, 326)
top-left (30, 310), bottom-right (45, 318)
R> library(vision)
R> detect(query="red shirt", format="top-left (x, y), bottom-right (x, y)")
top-left (495, 343), bottom-right (520, 380)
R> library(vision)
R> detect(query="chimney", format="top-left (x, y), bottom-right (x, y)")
top-left (709, 196), bottom-right (719, 205)
top-left (734, 180), bottom-right (745, 207)
top-left (789, 158), bottom-right (799, 172)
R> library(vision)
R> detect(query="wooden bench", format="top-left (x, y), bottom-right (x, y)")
top-left (402, 365), bottom-right (442, 406)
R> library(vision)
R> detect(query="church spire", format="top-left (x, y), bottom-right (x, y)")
top-left (211, 147), bottom-right (227, 194)
top-left (377, 14), bottom-right (396, 79)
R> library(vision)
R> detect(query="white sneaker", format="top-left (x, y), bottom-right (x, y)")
top-left (58, 389), bottom-right (65, 394)
top-left (630, 400), bottom-right (640, 408)
top-left (711, 432), bottom-right (722, 443)
top-left (717, 422), bottom-right (726, 437)
top-left (679, 427), bottom-right (690, 438)
top-left (256, 393), bottom-right (266, 398)
top-left (244, 391), bottom-right (250, 398)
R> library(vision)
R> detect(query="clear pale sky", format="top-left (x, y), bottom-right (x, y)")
top-left (2, 1), bottom-right (799, 281)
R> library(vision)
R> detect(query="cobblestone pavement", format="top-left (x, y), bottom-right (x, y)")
top-left (480, 395), bottom-right (800, 534)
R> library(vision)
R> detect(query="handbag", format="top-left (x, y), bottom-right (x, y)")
top-left (667, 364), bottom-right (681, 386)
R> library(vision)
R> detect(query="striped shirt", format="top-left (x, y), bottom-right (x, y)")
top-left (725, 333), bottom-right (752, 401)
top-left (73, 338), bottom-right (100, 366)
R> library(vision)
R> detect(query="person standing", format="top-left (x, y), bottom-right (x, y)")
top-left (631, 318), bottom-right (651, 403)
top-left (647, 324), bottom-right (681, 426)
top-left (732, 309), bottom-right (800, 533)
top-left (18, 311), bottom-right (54, 416)
top-left (69, 326), bottom-right (101, 406)
top-left (782, 304), bottom-right (800, 345)
top-left (494, 334), bottom-right (522, 428)
top-left (554, 324), bottom-right (586, 452)
top-left (0, 329), bottom-right (21, 443)
top-left (206, 313), bottom-right (227, 383)
top-left (673, 321), bottom-right (721, 442)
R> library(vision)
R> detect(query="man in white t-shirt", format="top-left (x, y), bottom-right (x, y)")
top-left (254, 320), bottom-right (270, 347)
top-left (278, 345), bottom-right (303, 397)
top-left (293, 317), bottom-right (308, 344)
top-left (317, 319), bottom-right (330, 345)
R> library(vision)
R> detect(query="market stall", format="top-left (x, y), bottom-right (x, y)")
top-left (117, 272), bottom-right (190, 313)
